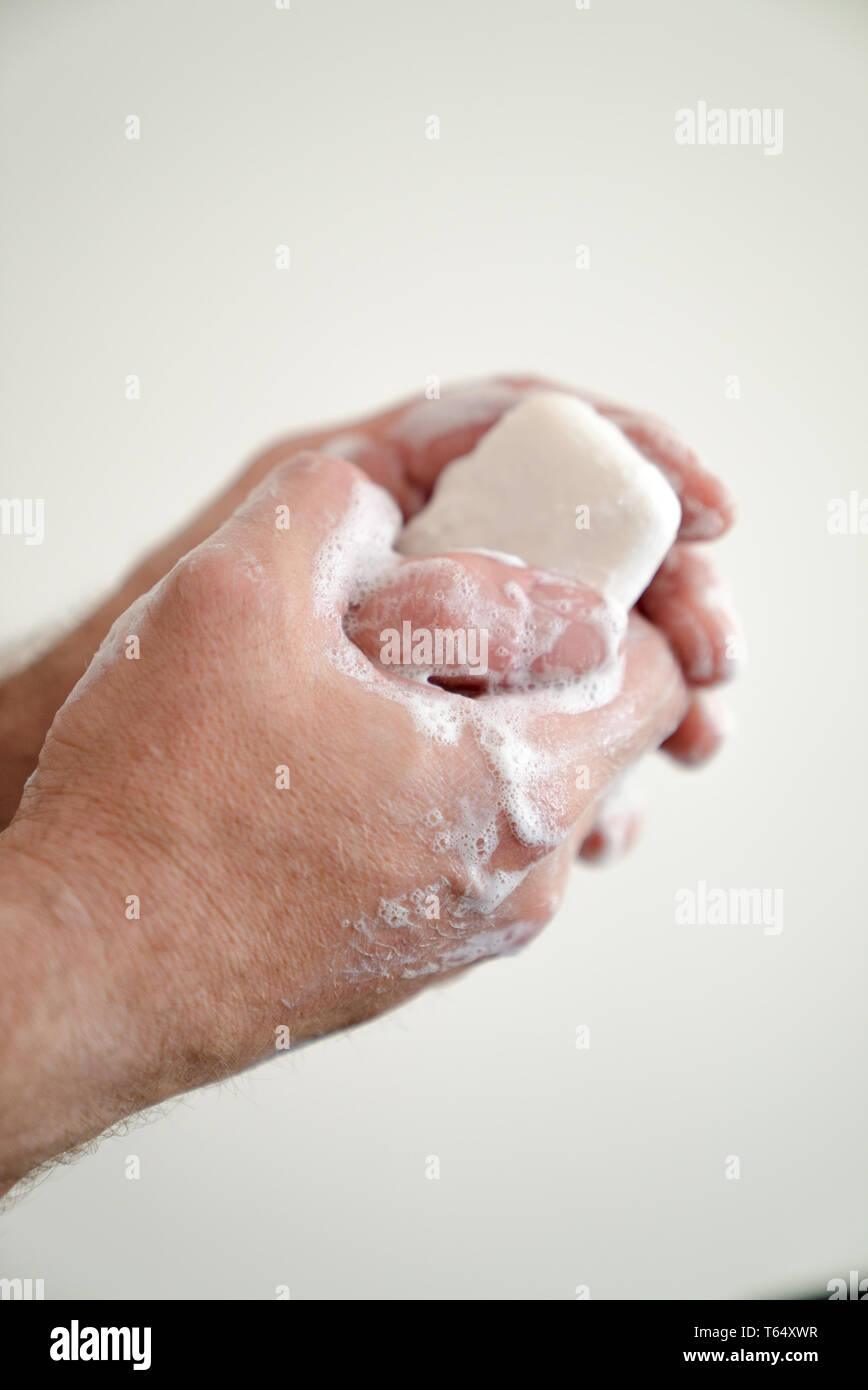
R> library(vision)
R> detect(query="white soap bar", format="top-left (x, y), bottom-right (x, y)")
top-left (398, 391), bottom-right (681, 608)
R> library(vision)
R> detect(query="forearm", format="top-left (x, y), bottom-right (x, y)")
top-left (0, 834), bottom-right (181, 1196)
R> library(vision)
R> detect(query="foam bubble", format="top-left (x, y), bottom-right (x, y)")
top-left (309, 467), bottom-right (632, 982)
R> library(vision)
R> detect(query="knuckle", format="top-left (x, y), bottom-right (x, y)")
top-left (163, 544), bottom-right (266, 628)
top-left (287, 448), bottom-right (365, 494)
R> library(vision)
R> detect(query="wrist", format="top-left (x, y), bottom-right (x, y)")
top-left (0, 662), bottom-right (57, 830)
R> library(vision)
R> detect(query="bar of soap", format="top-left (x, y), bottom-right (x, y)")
top-left (398, 391), bottom-right (681, 607)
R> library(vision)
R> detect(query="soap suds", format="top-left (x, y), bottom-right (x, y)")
top-left (310, 467), bottom-right (629, 981)
top-left (311, 391), bottom-right (682, 982)
top-left (311, 479), bottom-right (401, 617)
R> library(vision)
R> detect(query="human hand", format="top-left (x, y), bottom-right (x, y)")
top-left (0, 375), bottom-right (741, 835)
top-left (0, 451), bottom-right (687, 1188)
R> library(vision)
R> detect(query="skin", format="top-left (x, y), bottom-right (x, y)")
top-left (0, 378), bottom-right (742, 1194)
top-left (0, 375), bottom-right (742, 832)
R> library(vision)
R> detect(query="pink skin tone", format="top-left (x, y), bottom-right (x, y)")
top-left (0, 375), bottom-right (743, 860)
top-left (0, 454), bottom-right (688, 1191)
top-left (346, 557), bottom-right (614, 690)
top-left (330, 374), bottom-right (742, 855)
top-left (0, 373), bottom-right (742, 1188)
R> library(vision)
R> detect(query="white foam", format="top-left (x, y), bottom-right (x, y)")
top-left (314, 476), bottom-right (627, 843)
top-left (309, 467), bottom-right (633, 981)
top-left (311, 479), bottom-right (401, 616)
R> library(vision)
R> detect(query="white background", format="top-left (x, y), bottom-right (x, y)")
top-left (1, 0), bottom-right (865, 1298)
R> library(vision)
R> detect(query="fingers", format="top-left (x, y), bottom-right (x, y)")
top-left (215, 449), bottom-right (402, 610)
top-left (638, 546), bottom-right (740, 766)
top-left (574, 686), bottom-right (730, 864)
top-left (394, 374), bottom-right (735, 541)
top-left (247, 375), bottom-right (734, 549)
top-left (383, 380), bottom-right (524, 495)
top-left (575, 613), bottom-right (689, 780)
top-left (576, 684), bottom-right (732, 860)
top-left (160, 451), bottom-right (405, 675)
top-left (276, 375), bottom-right (733, 552)
top-left (316, 430), bottom-right (424, 519)
top-left (576, 687), bottom-right (732, 852)
top-left (638, 544), bottom-right (743, 686)
top-left (336, 381), bottom-right (741, 792)
top-left (578, 778), bottom-right (644, 863)
top-left (468, 613), bottom-right (688, 853)
top-left (661, 690), bottom-right (732, 766)
top-left (426, 828), bottom-right (593, 983)
top-left (345, 553), bottom-right (622, 693)
top-left (583, 401), bottom-right (736, 541)
top-left (500, 375), bottom-right (735, 541)
top-left (208, 445), bottom-right (718, 885)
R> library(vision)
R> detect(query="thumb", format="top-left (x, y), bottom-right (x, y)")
top-left (344, 552), bottom-right (625, 693)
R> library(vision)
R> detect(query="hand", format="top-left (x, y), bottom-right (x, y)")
top-left (0, 452), bottom-right (687, 1188)
top-left (0, 376), bottom-right (741, 837)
